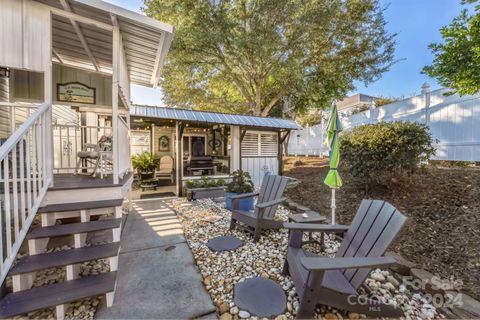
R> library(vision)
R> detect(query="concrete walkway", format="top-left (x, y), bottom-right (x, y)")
top-left (96, 199), bottom-right (216, 319)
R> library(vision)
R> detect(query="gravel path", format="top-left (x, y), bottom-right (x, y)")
top-left (171, 198), bottom-right (441, 320)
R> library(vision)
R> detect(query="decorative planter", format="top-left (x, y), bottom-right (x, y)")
top-left (186, 186), bottom-right (227, 201)
top-left (226, 192), bottom-right (254, 211)
top-left (140, 172), bottom-right (154, 180)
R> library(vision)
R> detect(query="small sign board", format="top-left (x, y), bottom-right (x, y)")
top-left (57, 82), bottom-right (96, 104)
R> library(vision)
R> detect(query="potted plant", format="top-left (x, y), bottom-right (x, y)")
top-left (225, 170), bottom-right (255, 211)
top-left (185, 177), bottom-right (227, 201)
top-left (131, 152), bottom-right (159, 180)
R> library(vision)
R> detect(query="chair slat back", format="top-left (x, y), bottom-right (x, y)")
top-left (159, 155), bottom-right (173, 170)
top-left (335, 200), bottom-right (407, 290)
top-left (256, 175), bottom-right (288, 218)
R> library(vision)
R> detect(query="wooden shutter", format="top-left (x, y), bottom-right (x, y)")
top-left (241, 131), bottom-right (278, 157)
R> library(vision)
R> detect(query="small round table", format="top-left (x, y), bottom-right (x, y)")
top-left (288, 210), bottom-right (327, 248)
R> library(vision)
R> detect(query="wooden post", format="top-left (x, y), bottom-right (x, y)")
top-left (175, 121), bottom-right (184, 196)
top-left (112, 25), bottom-right (120, 184)
top-left (45, 16), bottom-right (54, 186)
top-left (278, 130), bottom-right (290, 176)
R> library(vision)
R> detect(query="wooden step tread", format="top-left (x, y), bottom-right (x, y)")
top-left (27, 219), bottom-right (121, 240)
top-left (0, 272), bottom-right (116, 318)
top-left (9, 242), bottom-right (120, 276)
top-left (38, 199), bottom-right (123, 213)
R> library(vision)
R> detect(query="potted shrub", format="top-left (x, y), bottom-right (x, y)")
top-left (185, 177), bottom-right (227, 201)
top-left (225, 170), bottom-right (255, 211)
top-left (131, 152), bottom-right (159, 180)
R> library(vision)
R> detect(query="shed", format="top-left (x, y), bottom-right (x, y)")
top-left (130, 105), bottom-right (300, 195)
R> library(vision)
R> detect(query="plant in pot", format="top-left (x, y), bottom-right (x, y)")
top-left (131, 152), bottom-right (159, 180)
top-left (226, 170), bottom-right (255, 211)
top-left (185, 177), bottom-right (227, 201)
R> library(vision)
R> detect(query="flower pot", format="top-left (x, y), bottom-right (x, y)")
top-left (225, 192), bottom-right (254, 211)
top-left (140, 172), bottom-right (154, 180)
top-left (186, 186), bottom-right (227, 201)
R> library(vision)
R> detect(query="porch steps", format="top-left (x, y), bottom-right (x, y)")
top-left (27, 219), bottom-right (122, 240)
top-left (0, 195), bottom-right (126, 319)
top-left (0, 272), bottom-right (117, 318)
top-left (38, 199), bottom-right (124, 213)
top-left (9, 243), bottom-right (120, 276)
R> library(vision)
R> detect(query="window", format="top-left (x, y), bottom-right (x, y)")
top-left (241, 131), bottom-right (278, 157)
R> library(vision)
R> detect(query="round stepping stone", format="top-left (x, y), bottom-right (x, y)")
top-left (234, 277), bottom-right (287, 317)
top-left (206, 236), bottom-right (244, 252)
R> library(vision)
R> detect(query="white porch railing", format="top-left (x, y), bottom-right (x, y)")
top-left (53, 124), bottom-right (112, 173)
top-left (118, 115), bottom-right (130, 178)
top-left (0, 102), bottom-right (52, 283)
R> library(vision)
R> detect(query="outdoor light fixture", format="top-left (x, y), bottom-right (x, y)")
top-left (0, 67), bottom-right (10, 78)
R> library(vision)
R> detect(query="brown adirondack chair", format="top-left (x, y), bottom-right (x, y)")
top-left (229, 175), bottom-right (288, 242)
top-left (282, 199), bottom-right (407, 319)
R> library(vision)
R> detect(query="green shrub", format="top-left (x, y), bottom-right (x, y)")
top-left (216, 178), bottom-right (226, 186)
top-left (227, 170), bottom-right (255, 193)
top-left (131, 152), bottom-right (159, 173)
top-left (340, 122), bottom-right (435, 186)
top-left (185, 179), bottom-right (198, 189)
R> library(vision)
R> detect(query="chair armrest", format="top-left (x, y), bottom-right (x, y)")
top-left (256, 197), bottom-right (286, 209)
top-left (283, 222), bottom-right (349, 233)
top-left (229, 192), bottom-right (259, 200)
top-left (301, 256), bottom-right (396, 271)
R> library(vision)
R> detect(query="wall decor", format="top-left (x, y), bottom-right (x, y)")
top-left (57, 82), bottom-right (96, 104)
top-left (158, 135), bottom-right (170, 152)
top-left (208, 138), bottom-right (221, 149)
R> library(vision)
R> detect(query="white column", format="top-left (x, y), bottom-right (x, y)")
top-left (112, 25), bottom-right (120, 184)
top-left (231, 126), bottom-right (241, 171)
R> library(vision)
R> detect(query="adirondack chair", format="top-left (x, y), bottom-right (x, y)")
top-left (282, 199), bottom-right (407, 319)
top-left (229, 175), bottom-right (288, 242)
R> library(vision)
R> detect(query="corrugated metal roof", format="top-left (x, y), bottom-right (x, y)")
top-left (131, 106), bottom-right (300, 130)
top-left (34, 0), bottom-right (174, 87)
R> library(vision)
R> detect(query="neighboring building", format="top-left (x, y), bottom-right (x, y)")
top-left (336, 93), bottom-right (378, 116)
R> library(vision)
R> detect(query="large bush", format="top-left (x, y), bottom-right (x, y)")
top-left (340, 122), bottom-right (436, 187)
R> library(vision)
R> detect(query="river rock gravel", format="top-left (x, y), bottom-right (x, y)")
top-left (171, 197), bottom-right (442, 320)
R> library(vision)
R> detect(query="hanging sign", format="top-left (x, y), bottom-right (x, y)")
top-left (57, 82), bottom-right (96, 104)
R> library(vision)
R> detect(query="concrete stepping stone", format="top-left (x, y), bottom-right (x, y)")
top-left (206, 236), bottom-right (243, 252)
top-left (233, 277), bottom-right (286, 317)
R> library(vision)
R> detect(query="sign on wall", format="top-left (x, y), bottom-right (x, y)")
top-left (57, 82), bottom-right (96, 104)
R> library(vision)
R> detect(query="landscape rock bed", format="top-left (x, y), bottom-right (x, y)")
top-left (283, 157), bottom-right (480, 305)
top-left (171, 198), bottom-right (441, 320)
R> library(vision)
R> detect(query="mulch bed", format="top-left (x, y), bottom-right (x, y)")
top-left (283, 157), bottom-right (480, 301)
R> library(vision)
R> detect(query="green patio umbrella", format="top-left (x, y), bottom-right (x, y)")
top-left (324, 101), bottom-right (343, 224)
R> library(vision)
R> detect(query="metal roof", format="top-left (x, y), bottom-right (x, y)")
top-left (131, 106), bottom-right (300, 130)
top-left (34, 0), bottom-right (174, 87)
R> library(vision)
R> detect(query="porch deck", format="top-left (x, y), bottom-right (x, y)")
top-left (51, 173), bottom-right (132, 190)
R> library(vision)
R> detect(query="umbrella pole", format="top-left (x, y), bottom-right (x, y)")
top-left (331, 188), bottom-right (336, 225)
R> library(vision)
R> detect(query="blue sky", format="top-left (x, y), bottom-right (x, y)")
top-left (106, 0), bottom-right (468, 104)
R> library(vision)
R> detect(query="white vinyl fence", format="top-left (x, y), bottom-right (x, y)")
top-left (288, 87), bottom-right (480, 162)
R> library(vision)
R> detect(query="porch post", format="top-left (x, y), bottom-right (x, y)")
top-left (44, 40), bottom-right (54, 186)
top-left (175, 121), bottom-right (184, 196)
top-left (231, 126), bottom-right (241, 172)
top-left (112, 24), bottom-right (120, 184)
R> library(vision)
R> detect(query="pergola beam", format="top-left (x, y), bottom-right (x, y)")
top-left (52, 48), bottom-right (64, 64)
top-left (59, 0), bottom-right (101, 72)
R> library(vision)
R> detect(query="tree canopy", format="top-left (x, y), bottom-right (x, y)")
top-left (144, 0), bottom-right (396, 116)
top-left (423, 1), bottom-right (480, 96)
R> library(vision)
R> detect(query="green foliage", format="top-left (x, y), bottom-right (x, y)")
top-left (375, 96), bottom-right (404, 107)
top-left (143, 0), bottom-right (396, 116)
top-left (340, 122), bottom-right (436, 187)
top-left (131, 152), bottom-right (159, 173)
top-left (227, 170), bottom-right (255, 193)
top-left (185, 177), bottom-right (227, 189)
top-left (423, 2), bottom-right (480, 95)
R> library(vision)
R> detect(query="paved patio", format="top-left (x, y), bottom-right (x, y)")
top-left (96, 199), bottom-right (216, 319)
